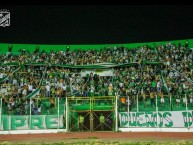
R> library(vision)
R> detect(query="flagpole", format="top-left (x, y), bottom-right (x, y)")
top-left (0, 97), bottom-right (2, 127)
top-left (170, 94), bottom-right (172, 111)
top-left (64, 99), bottom-right (65, 129)
top-left (66, 96), bottom-right (68, 132)
top-left (127, 94), bottom-right (130, 128)
top-left (30, 98), bottom-right (32, 130)
top-left (156, 94), bottom-right (159, 128)
top-left (137, 92), bottom-right (139, 112)
top-left (58, 96), bottom-right (60, 131)
top-left (185, 94), bottom-right (189, 129)
top-left (115, 94), bottom-right (118, 132)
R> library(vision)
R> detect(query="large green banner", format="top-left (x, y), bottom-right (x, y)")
top-left (0, 115), bottom-right (65, 130)
top-left (119, 111), bottom-right (193, 128)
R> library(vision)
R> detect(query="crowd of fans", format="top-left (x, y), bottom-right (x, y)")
top-left (158, 42), bottom-right (193, 108)
top-left (0, 45), bottom-right (158, 65)
top-left (0, 41), bottom-right (192, 115)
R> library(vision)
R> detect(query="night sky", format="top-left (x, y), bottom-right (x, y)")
top-left (1, 5), bottom-right (193, 44)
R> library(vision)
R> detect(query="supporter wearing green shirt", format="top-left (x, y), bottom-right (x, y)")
top-left (79, 114), bottom-right (84, 131)
top-left (100, 113), bottom-right (105, 131)
top-left (151, 81), bottom-right (156, 92)
top-left (90, 78), bottom-right (95, 86)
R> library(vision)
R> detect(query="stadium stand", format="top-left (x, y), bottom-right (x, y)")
top-left (0, 40), bottom-right (192, 132)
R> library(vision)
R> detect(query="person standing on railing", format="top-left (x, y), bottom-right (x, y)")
top-left (156, 79), bottom-right (162, 94)
top-left (160, 91), bottom-right (165, 107)
top-left (108, 83), bottom-right (113, 96)
top-left (90, 85), bottom-right (95, 97)
top-left (45, 83), bottom-right (50, 97)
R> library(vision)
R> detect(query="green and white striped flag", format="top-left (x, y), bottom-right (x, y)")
top-left (25, 77), bottom-right (43, 99)
top-left (25, 87), bottom-right (41, 99)
top-left (161, 71), bottom-right (169, 93)
top-left (25, 70), bottom-right (45, 99)
top-left (0, 67), bottom-right (21, 83)
top-left (38, 75), bottom-right (44, 86)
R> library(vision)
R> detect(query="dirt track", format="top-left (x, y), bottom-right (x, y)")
top-left (1, 132), bottom-right (193, 143)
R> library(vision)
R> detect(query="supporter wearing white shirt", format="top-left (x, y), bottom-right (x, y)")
top-left (59, 82), bottom-right (63, 88)
top-left (37, 105), bottom-right (41, 115)
top-left (62, 84), bottom-right (67, 91)
top-left (169, 72), bottom-right (174, 78)
top-left (119, 82), bottom-right (124, 88)
top-left (13, 78), bottom-right (17, 86)
top-left (28, 84), bottom-right (33, 93)
top-left (156, 81), bottom-right (162, 93)
top-left (22, 89), bottom-right (27, 97)
top-left (46, 84), bottom-right (50, 97)
top-left (0, 73), bottom-right (4, 78)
